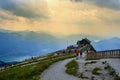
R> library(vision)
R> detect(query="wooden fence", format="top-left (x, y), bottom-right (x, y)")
top-left (86, 49), bottom-right (120, 60)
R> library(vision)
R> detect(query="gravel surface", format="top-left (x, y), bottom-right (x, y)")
top-left (77, 59), bottom-right (113, 80)
top-left (40, 58), bottom-right (120, 80)
top-left (40, 58), bottom-right (80, 80)
top-left (100, 59), bottom-right (120, 76)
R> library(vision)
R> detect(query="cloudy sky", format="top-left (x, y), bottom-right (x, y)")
top-left (0, 0), bottom-right (120, 38)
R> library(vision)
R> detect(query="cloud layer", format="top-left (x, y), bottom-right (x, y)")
top-left (0, 0), bottom-right (120, 38)
top-left (71, 0), bottom-right (120, 10)
top-left (0, 0), bottom-right (48, 19)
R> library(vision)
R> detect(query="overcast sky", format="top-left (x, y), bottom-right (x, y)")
top-left (0, 0), bottom-right (120, 38)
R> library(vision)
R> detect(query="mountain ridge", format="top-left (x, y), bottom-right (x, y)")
top-left (0, 29), bottom-right (120, 61)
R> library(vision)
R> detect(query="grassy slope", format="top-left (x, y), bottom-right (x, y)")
top-left (65, 60), bottom-right (79, 76)
top-left (0, 54), bottom-right (75, 80)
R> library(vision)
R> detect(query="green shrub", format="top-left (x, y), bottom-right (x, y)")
top-left (84, 61), bottom-right (96, 66)
top-left (92, 67), bottom-right (101, 75)
top-left (65, 60), bottom-right (79, 76)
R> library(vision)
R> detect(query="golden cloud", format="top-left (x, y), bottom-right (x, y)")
top-left (0, 0), bottom-right (120, 37)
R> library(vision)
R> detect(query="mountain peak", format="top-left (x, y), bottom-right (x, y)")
top-left (0, 60), bottom-right (6, 67)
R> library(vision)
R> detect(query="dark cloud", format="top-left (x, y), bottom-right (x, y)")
top-left (0, 0), bottom-right (48, 19)
top-left (87, 0), bottom-right (120, 10)
top-left (71, 0), bottom-right (120, 10)
top-left (70, 0), bottom-right (83, 2)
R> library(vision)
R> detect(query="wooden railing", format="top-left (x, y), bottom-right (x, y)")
top-left (86, 49), bottom-right (120, 60)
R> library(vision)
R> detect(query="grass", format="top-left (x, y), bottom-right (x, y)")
top-left (114, 75), bottom-right (120, 80)
top-left (0, 53), bottom-right (76, 80)
top-left (84, 61), bottom-right (97, 66)
top-left (92, 67), bottom-right (101, 75)
top-left (65, 60), bottom-right (79, 76)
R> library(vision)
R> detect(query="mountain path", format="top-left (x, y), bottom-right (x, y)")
top-left (40, 58), bottom-right (80, 80)
top-left (40, 57), bottom-right (120, 80)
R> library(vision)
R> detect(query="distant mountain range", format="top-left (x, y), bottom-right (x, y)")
top-left (0, 60), bottom-right (6, 67)
top-left (0, 30), bottom-right (66, 62)
top-left (92, 37), bottom-right (120, 51)
top-left (0, 29), bottom-right (120, 62)
top-left (0, 60), bottom-right (18, 67)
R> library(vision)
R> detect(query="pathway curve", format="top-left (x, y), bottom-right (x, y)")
top-left (40, 58), bottom-right (80, 80)
top-left (40, 58), bottom-right (120, 80)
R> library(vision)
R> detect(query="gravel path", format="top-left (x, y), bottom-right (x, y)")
top-left (100, 59), bottom-right (120, 76)
top-left (40, 58), bottom-right (80, 80)
top-left (40, 58), bottom-right (120, 80)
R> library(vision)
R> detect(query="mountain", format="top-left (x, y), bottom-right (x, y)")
top-left (0, 60), bottom-right (6, 67)
top-left (0, 30), bottom-right (66, 62)
top-left (0, 60), bottom-right (18, 67)
top-left (0, 29), bottom-right (120, 61)
top-left (92, 37), bottom-right (120, 51)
